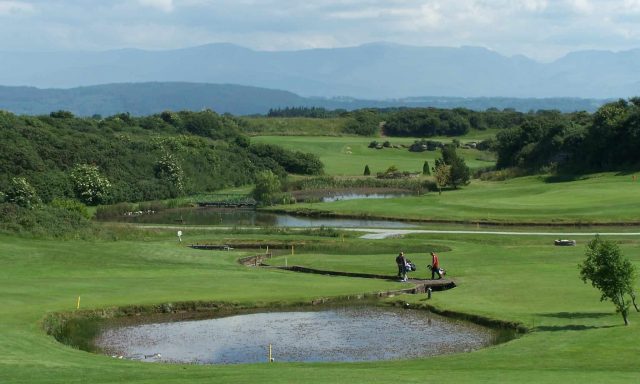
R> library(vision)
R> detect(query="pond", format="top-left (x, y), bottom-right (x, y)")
top-left (100, 207), bottom-right (418, 228)
top-left (95, 306), bottom-right (507, 364)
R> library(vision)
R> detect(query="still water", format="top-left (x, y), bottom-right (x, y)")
top-left (104, 207), bottom-right (417, 228)
top-left (96, 306), bottom-right (502, 364)
top-left (321, 193), bottom-right (409, 202)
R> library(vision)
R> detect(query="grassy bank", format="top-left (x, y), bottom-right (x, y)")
top-left (1, 229), bottom-right (639, 383)
top-left (269, 172), bottom-right (640, 225)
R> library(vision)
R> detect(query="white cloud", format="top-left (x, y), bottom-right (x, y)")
top-left (622, 0), bottom-right (640, 11)
top-left (519, 0), bottom-right (549, 12)
top-left (137, 0), bottom-right (174, 13)
top-left (0, 0), bottom-right (639, 61)
top-left (0, 1), bottom-right (33, 15)
top-left (565, 0), bottom-right (594, 14)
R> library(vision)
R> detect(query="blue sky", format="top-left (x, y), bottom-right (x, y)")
top-left (1, 0), bottom-right (640, 61)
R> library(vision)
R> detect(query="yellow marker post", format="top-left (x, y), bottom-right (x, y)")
top-left (291, 244), bottom-right (294, 256)
top-left (268, 344), bottom-right (273, 362)
top-left (76, 296), bottom-right (81, 310)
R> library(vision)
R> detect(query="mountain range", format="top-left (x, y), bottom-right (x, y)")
top-left (1, 42), bottom-right (639, 100)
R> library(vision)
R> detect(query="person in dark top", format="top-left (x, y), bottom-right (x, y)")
top-left (395, 251), bottom-right (407, 282)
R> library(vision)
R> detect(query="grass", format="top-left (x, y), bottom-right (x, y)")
top-left (269, 172), bottom-right (640, 224)
top-left (1, 229), bottom-right (639, 383)
top-left (251, 135), bottom-right (495, 176)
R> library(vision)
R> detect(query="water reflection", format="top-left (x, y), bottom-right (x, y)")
top-left (101, 207), bottom-right (417, 228)
top-left (322, 193), bottom-right (409, 203)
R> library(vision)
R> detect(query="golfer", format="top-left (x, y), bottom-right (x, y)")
top-left (431, 252), bottom-right (442, 280)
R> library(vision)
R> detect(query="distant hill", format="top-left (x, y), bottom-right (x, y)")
top-left (0, 83), bottom-right (608, 116)
top-left (0, 43), bottom-right (639, 99)
top-left (0, 83), bottom-right (310, 116)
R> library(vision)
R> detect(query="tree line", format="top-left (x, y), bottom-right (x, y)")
top-left (493, 99), bottom-right (640, 172)
top-left (263, 106), bottom-right (594, 139)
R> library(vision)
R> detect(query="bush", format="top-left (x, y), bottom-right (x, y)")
top-left (95, 203), bottom-right (136, 220)
top-left (0, 203), bottom-right (92, 238)
top-left (252, 170), bottom-right (283, 205)
top-left (70, 164), bottom-right (111, 206)
top-left (50, 198), bottom-right (91, 219)
top-left (5, 177), bottom-right (40, 208)
top-left (286, 176), bottom-right (436, 194)
top-left (409, 139), bottom-right (443, 152)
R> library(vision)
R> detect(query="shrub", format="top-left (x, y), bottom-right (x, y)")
top-left (0, 203), bottom-right (91, 238)
top-left (252, 170), bottom-right (282, 205)
top-left (5, 177), bottom-right (40, 208)
top-left (70, 164), bottom-right (111, 206)
top-left (95, 203), bottom-right (136, 220)
top-left (50, 198), bottom-right (91, 219)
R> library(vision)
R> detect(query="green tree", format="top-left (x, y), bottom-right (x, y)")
top-left (5, 177), bottom-right (40, 208)
top-left (343, 109), bottom-right (380, 136)
top-left (440, 145), bottom-right (470, 188)
top-left (252, 170), bottom-right (282, 206)
top-left (432, 161), bottom-right (451, 195)
top-left (49, 198), bottom-right (90, 219)
top-left (154, 152), bottom-right (185, 197)
top-left (422, 160), bottom-right (430, 175)
top-left (579, 236), bottom-right (638, 325)
top-left (70, 164), bottom-right (111, 205)
top-left (363, 165), bottom-right (371, 176)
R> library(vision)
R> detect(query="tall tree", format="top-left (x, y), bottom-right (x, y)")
top-left (422, 160), bottom-right (430, 175)
top-left (252, 170), bottom-right (282, 206)
top-left (440, 145), bottom-right (470, 188)
top-left (579, 236), bottom-right (638, 325)
top-left (432, 160), bottom-right (451, 195)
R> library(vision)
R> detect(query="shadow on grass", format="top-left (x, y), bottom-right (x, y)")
top-left (543, 174), bottom-right (587, 183)
top-left (534, 312), bottom-right (619, 332)
top-left (615, 170), bottom-right (639, 176)
top-left (538, 311), bottom-right (611, 319)
top-left (535, 324), bottom-right (618, 332)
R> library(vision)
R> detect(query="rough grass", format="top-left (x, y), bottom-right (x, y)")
top-left (1, 230), bottom-right (639, 383)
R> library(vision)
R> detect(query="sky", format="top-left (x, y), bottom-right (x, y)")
top-left (1, 0), bottom-right (640, 61)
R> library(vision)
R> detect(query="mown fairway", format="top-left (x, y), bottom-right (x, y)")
top-left (1, 230), bottom-right (639, 383)
top-left (251, 135), bottom-right (495, 176)
top-left (271, 172), bottom-right (640, 224)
